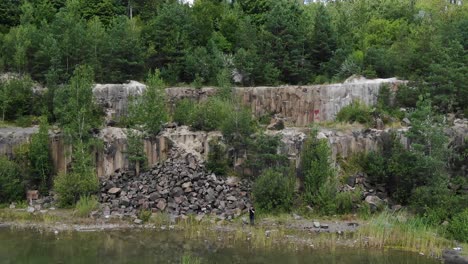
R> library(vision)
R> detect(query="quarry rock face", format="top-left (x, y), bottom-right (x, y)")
top-left (98, 77), bottom-right (405, 126)
top-left (164, 77), bottom-right (405, 126)
top-left (1, 121), bottom-right (466, 177)
top-left (93, 81), bottom-right (146, 124)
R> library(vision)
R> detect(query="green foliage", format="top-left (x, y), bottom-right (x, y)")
top-left (0, 157), bottom-right (24, 203)
top-left (336, 101), bottom-right (372, 125)
top-left (74, 195), bottom-right (99, 218)
top-left (300, 128), bottom-right (336, 205)
top-left (189, 97), bottom-right (230, 131)
top-left (105, 16), bottom-right (145, 83)
top-left (138, 209), bottom-right (152, 223)
top-left (0, 76), bottom-right (34, 121)
top-left (253, 169), bottom-right (294, 213)
top-left (447, 209), bottom-right (468, 243)
top-left (364, 152), bottom-right (388, 185)
top-left (246, 133), bottom-right (289, 176)
top-left (206, 139), bottom-right (228, 176)
top-left (53, 170), bottom-right (98, 207)
top-left (54, 65), bottom-right (102, 142)
top-left (172, 99), bottom-right (196, 126)
top-left (310, 4), bottom-right (337, 75)
top-left (220, 102), bottom-right (256, 155)
top-left (129, 70), bottom-right (169, 135)
top-left (29, 116), bottom-right (53, 194)
top-left (54, 142), bottom-right (99, 207)
top-left (126, 129), bottom-right (147, 175)
top-left (181, 253), bottom-right (202, 264)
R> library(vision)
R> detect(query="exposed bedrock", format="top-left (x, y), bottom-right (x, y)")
top-left (94, 77), bottom-right (405, 126)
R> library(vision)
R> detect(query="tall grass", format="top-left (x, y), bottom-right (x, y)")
top-left (74, 195), bottom-right (99, 218)
top-left (181, 253), bottom-right (201, 264)
top-left (357, 211), bottom-right (452, 257)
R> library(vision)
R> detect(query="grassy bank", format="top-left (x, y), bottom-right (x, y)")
top-left (0, 208), bottom-right (457, 259)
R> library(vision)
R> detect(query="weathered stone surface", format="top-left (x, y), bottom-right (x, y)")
top-left (166, 77), bottom-right (406, 126)
top-left (108, 187), bottom-right (121, 194)
top-left (365, 195), bottom-right (384, 211)
top-left (93, 81), bottom-right (146, 124)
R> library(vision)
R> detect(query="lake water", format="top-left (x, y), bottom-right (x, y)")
top-left (0, 227), bottom-right (440, 264)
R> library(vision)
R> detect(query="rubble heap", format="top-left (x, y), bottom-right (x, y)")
top-left (99, 148), bottom-right (252, 220)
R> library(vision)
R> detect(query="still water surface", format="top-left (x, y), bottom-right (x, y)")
top-left (0, 227), bottom-right (440, 264)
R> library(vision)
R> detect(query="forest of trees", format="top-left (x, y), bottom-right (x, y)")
top-left (0, 0), bottom-right (466, 115)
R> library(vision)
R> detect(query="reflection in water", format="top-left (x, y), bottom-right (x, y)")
top-left (0, 228), bottom-right (439, 264)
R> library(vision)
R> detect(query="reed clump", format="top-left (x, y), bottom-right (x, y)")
top-left (357, 211), bottom-right (452, 257)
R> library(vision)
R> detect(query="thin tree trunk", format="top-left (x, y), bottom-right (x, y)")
top-left (135, 160), bottom-right (140, 176)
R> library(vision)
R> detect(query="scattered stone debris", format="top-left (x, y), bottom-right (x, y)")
top-left (99, 147), bottom-right (252, 220)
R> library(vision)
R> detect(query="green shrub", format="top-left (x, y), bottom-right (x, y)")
top-left (335, 190), bottom-right (359, 214)
top-left (128, 70), bottom-right (169, 135)
top-left (0, 157), bottom-right (24, 203)
top-left (336, 101), bottom-right (372, 125)
top-left (190, 97), bottom-right (230, 131)
top-left (173, 99), bottom-right (196, 126)
top-left (206, 139), bottom-right (228, 176)
top-left (447, 209), bottom-right (468, 242)
top-left (301, 128), bottom-right (336, 204)
top-left (54, 171), bottom-right (99, 207)
top-left (181, 254), bottom-right (201, 264)
top-left (29, 116), bottom-right (53, 194)
top-left (0, 76), bottom-right (34, 122)
top-left (15, 115), bottom-right (35, 127)
top-left (220, 103), bottom-right (255, 154)
top-left (126, 129), bottom-right (147, 176)
top-left (54, 142), bottom-right (99, 207)
top-left (313, 178), bottom-right (338, 215)
top-left (364, 152), bottom-right (388, 185)
top-left (74, 195), bottom-right (99, 217)
top-left (246, 133), bottom-right (289, 176)
top-left (253, 169), bottom-right (294, 212)
top-left (138, 209), bottom-right (152, 222)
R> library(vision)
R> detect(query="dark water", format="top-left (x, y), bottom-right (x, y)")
top-left (0, 227), bottom-right (439, 264)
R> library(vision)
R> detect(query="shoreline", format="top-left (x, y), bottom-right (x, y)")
top-left (2, 208), bottom-right (466, 263)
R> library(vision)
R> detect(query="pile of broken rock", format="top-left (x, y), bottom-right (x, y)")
top-left (99, 148), bottom-right (252, 221)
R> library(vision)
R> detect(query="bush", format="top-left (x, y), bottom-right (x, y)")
top-left (29, 116), bottom-right (53, 194)
top-left (364, 152), bottom-right (388, 185)
top-left (301, 128), bottom-right (336, 204)
top-left (0, 76), bottom-right (34, 122)
top-left (173, 99), bottom-right (196, 126)
top-left (128, 70), bottom-right (169, 135)
top-left (447, 209), bottom-right (468, 242)
top-left (138, 209), bottom-right (152, 222)
top-left (206, 139), bottom-right (228, 176)
top-left (0, 157), bottom-right (24, 203)
top-left (253, 169), bottom-right (294, 212)
top-left (54, 171), bottom-right (99, 207)
top-left (190, 97), bottom-right (230, 131)
top-left (126, 129), bottom-right (147, 176)
top-left (336, 101), bottom-right (372, 125)
top-left (335, 189), bottom-right (360, 214)
top-left (74, 195), bottom-right (99, 217)
top-left (54, 142), bottom-right (99, 207)
top-left (246, 133), bottom-right (289, 176)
